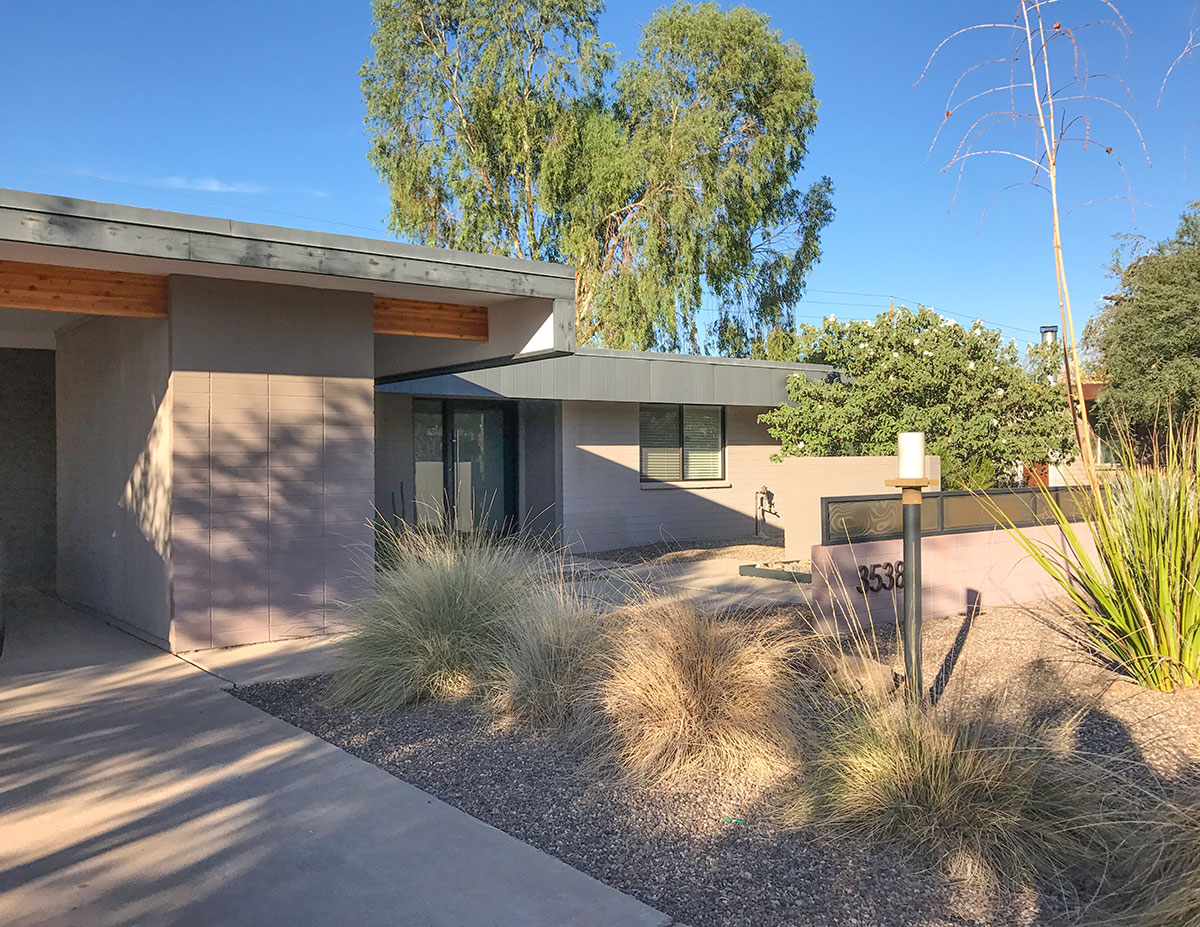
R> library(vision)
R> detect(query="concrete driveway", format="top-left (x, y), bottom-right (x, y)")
top-left (0, 591), bottom-right (672, 927)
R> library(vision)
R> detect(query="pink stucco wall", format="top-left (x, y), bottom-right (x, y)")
top-left (809, 521), bottom-right (1098, 628)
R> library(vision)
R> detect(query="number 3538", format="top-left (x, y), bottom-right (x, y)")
top-left (854, 561), bottom-right (905, 594)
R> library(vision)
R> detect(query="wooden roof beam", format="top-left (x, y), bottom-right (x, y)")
top-left (0, 259), bottom-right (168, 318)
top-left (373, 296), bottom-right (488, 341)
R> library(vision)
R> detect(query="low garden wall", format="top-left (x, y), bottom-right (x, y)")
top-left (775, 455), bottom-right (943, 561)
top-left (809, 521), bottom-right (1098, 628)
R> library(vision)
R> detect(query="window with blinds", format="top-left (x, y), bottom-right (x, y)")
top-left (639, 404), bottom-right (724, 481)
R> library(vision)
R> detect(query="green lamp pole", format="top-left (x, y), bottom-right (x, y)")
top-left (886, 432), bottom-right (931, 703)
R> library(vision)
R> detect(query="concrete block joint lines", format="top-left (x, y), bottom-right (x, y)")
top-left (171, 371), bottom-right (375, 650)
top-left (167, 276), bottom-right (376, 651)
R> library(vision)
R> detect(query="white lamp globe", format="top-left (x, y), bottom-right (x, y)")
top-left (898, 432), bottom-right (926, 480)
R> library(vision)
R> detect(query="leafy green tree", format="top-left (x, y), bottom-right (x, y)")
top-left (758, 306), bottom-right (1074, 489)
top-left (1090, 201), bottom-right (1200, 437)
top-left (362, 0), bottom-right (833, 351)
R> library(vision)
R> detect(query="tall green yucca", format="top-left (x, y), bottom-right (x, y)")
top-left (1000, 420), bottom-right (1200, 692)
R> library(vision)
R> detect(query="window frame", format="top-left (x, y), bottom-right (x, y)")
top-left (638, 403), bottom-right (726, 482)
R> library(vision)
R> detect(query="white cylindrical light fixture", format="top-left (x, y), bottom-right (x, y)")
top-left (897, 431), bottom-right (926, 480)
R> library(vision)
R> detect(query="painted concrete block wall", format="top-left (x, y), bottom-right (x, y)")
top-left (0, 348), bottom-right (56, 590)
top-left (375, 391), bottom-right (415, 524)
top-left (169, 277), bottom-right (375, 650)
top-left (776, 455), bottom-right (943, 561)
top-left (559, 401), bottom-right (785, 553)
top-left (57, 317), bottom-right (173, 646)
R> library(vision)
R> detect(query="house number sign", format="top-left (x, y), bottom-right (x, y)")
top-left (854, 560), bottom-right (905, 595)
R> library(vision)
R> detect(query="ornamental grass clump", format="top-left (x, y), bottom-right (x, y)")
top-left (785, 696), bottom-right (1126, 886)
top-left (1001, 420), bottom-right (1200, 692)
top-left (328, 523), bottom-right (534, 712)
top-left (487, 582), bottom-right (609, 733)
top-left (1113, 798), bottom-right (1200, 927)
top-left (593, 598), bottom-right (808, 787)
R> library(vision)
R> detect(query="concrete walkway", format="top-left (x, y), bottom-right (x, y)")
top-left (640, 558), bottom-right (813, 611)
top-left (568, 556), bottom-right (813, 613)
top-left (0, 591), bottom-right (672, 927)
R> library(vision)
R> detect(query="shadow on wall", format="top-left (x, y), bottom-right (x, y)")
top-left (561, 440), bottom-right (785, 554)
top-left (169, 371), bottom-right (375, 651)
top-left (121, 393), bottom-right (171, 561)
top-left (56, 318), bottom-right (173, 648)
top-left (810, 521), bottom-right (1099, 633)
top-left (0, 348), bottom-right (56, 592)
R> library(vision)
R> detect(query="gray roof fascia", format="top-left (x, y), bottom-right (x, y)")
top-left (570, 345), bottom-right (822, 372)
top-left (0, 188), bottom-right (575, 300)
top-left (379, 349), bottom-right (835, 406)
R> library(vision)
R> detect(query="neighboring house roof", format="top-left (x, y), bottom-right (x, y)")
top-left (379, 346), bottom-right (836, 407)
top-left (0, 188), bottom-right (575, 303)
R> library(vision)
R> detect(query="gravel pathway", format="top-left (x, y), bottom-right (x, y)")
top-left (237, 678), bottom-right (1060, 927)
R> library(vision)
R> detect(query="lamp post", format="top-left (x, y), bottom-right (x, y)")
top-left (885, 432), bottom-right (931, 702)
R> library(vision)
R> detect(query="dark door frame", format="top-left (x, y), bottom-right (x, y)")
top-left (434, 398), bottom-right (519, 532)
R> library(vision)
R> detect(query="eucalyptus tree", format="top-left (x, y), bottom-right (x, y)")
top-left (362, 0), bottom-right (834, 351)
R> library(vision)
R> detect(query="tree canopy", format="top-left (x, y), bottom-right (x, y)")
top-left (1088, 201), bottom-right (1200, 437)
top-left (362, 0), bottom-right (834, 351)
top-left (757, 306), bottom-right (1074, 489)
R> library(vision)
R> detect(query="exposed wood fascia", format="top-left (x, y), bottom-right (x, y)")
top-left (373, 296), bottom-right (488, 341)
top-left (0, 260), bottom-right (168, 318)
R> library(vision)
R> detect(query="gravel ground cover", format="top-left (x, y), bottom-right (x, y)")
top-left (237, 675), bottom-right (1040, 927)
top-left (233, 599), bottom-right (1200, 926)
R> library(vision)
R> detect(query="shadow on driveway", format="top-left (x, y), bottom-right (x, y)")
top-left (0, 591), bottom-right (669, 927)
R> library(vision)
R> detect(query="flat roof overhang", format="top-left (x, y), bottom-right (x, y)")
top-left (0, 188), bottom-right (576, 309)
top-left (379, 346), bottom-right (838, 407)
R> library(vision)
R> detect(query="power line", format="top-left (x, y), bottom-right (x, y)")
top-left (696, 296), bottom-right (1045, 340)
top-left (694, 303), bottom-right (1043, 340)
top-left (803, 287), bottom-right (1047, 338)
top-left (0, 157), bottom-right (1051, 341)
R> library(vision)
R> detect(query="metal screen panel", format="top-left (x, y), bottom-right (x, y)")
top-left (943, 491), bottom-right (1037, 531)
top-left (821, 486), bottom-right (1088, 545)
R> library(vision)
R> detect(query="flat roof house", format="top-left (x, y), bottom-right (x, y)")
top-left (378, 349), bottom-right (831, 552)
top-left (0, 189), bottom-right (828, 652)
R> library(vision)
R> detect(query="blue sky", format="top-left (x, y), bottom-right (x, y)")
top-left (1, 0), bottom-right (1196, 348)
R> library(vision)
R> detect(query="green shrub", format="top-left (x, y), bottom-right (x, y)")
top-left (785, 697), bottom-right (1125, 886)
top-left (486, 584), bottom-right (608, 733)
top-left (1002, 420), bottom-right (1200, 691)
top-left (327, 524), bottom-right (534, 711)
top-left (593, 599), bottom-right (808, 787)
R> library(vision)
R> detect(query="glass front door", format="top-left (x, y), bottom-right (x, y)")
top-left (412, 399), bottom-right (517, 533)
